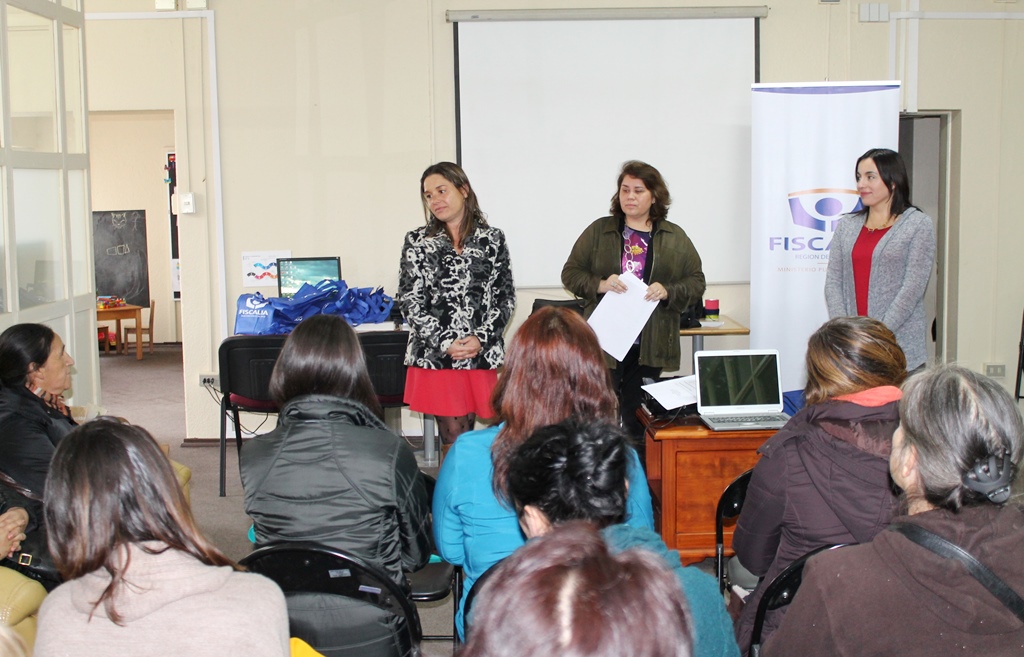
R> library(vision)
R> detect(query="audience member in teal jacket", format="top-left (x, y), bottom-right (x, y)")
top-left (603, 524), bottom-right (739, 657)
top-left (432, 306), bottom-right (655, 639)
top-left (507, 418), bottom-right (739, 657)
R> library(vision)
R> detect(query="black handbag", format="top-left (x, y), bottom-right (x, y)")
top-left (0, 472), bottom-right (61, 591)
top-left (680, 301), bottom-right (704, 329)
top-left (3, 527), bottom-right (62, 591)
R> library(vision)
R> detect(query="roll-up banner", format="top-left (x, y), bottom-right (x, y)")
top-left (750, 82), bottom-right (901, 391)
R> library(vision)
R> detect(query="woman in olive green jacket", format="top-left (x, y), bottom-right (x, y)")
top-left (561, 160), bottom-right (705, 450)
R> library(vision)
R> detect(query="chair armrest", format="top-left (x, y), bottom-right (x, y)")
top-left (0, 566), bottom-right (47, 626)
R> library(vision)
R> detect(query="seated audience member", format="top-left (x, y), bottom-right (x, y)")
top-left (0, 324), bottom-right (76, 496)
top-left (764, 365), bottom-right (1024, 656)
top-left (460, 521), bottom-right (692, 657)
top-left (507, 419), bottom-right (739, 657)
top-left (732, 316), bottom-right (907, 650)
top-left (240, 314), bottom-right (431, 588)
top-left (433, 307), bottom-right (655, 638)
top-left (34, 419), bottom-right (289, 657)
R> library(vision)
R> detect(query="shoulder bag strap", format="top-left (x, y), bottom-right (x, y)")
top-left (890, 522), bottom-right (1024, 623)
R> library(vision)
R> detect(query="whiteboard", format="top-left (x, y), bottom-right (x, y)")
top-left (456, 18), bottom-right (756, 287)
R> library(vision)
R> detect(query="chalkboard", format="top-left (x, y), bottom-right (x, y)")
top-left (93, 210), bottom-right (150, 307)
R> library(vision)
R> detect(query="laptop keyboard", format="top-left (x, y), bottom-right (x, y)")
top-left (714, 415), bottom-right (787, 424)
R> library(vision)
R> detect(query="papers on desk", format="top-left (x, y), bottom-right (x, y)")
top-left (641, 375), bottom-right (698, 410)
top-left (587, 271), bottom-right (658, 361)
top-left (699, 320), bottom-right (724, 328)
top-left (352, 322), bottom-right (397, 333)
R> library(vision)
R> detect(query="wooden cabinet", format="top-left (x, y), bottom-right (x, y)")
top-left (642, 410), bottom-right (774, 565)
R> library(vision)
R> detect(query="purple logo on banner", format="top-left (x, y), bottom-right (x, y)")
top-left (767, 189), bottom-right (862, 253)
top-left (787, 189), bottom-right (862, 232)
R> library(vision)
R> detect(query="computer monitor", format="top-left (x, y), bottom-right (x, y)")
top-left (276, 257), bottom-right (341, 298)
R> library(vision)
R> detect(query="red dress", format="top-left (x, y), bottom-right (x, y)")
top-left (404, 367), bottom-right (497, 418)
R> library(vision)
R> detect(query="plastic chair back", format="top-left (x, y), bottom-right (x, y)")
top-left (748, 543), bottom-right (848, 657)
top-left (716, 469), bottom-right (753, 593)
top-left (530, 298), bottom-right (584, 316)
top-left (357, 330), bottom-right (409, 407)
top-left (240, 542), bottom-right (422, 657)
top-left (217, 334), bottom-right (286, 496)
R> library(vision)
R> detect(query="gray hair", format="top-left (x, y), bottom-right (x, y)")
top-left (897, 365), bottom-right (1024, 511)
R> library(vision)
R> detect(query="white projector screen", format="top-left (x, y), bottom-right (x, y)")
top-left (456, 18), bottom-right (757, 287)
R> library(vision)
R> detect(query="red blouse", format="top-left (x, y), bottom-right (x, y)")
top-left (851, 225), bottom-right (891, 316)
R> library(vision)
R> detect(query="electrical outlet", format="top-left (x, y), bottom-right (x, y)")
top-left (200, 374), bottom-right (218, 387)
top-left (983, 363), bottom-right (1006, 378)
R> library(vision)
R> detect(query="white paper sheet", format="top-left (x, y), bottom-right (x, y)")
top-left (587, 271), bottom-right (658, 361)
top-left (641, 375), bottom-right (698, 410)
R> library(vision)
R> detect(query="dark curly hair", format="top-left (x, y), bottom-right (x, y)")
top-left (609, 160), bottom-right (672, 225)
top-left (506, 418), bottom-right (628, 528)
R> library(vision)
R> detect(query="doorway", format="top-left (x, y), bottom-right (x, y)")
top-left (899, 112), bottom-right (959, 365)
top-left (89, 110), bottom-right (182, 344)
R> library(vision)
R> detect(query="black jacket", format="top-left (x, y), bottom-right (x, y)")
top-left (732, 391), bottom-right (900, 652)
top-left (0, 386), bottom-right (76, 496)
top-left (240, 395), bottom-right (432, 588)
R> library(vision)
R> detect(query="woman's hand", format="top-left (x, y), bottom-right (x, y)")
top-left (645, 282), bottom-right (668, 302)
top-left (0, 507), bottom-right (29, 557)
top-left (447, 335), bottom-right (482, 361)
top-left (599, 274), bottom-right (627, 294)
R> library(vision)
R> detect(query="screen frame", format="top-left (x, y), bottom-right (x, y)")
top-left (276, 256), bottom-right (341, 298)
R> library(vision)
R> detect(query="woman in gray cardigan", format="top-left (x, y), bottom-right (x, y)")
top-left (824, 148), bottom-right (935, 370)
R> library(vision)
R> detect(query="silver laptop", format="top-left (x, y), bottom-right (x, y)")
top-left (694, 349), bottom-right (790, 431)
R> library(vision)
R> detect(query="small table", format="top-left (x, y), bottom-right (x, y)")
top-left (641, 408), bottom-right (773, 565)
top-left (679, 314), bottom-right (750, 353)
top-left (97, 304), bottom-right (144, 360)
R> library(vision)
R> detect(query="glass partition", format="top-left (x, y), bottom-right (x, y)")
top-left (63, 24), bottom-right (85, 153)
top-left (13, 169), bottom-right (65, 308)
top-left (8, 6), bottom-right (58, 152)
top-left (68, 169), bottom-right (90, 295)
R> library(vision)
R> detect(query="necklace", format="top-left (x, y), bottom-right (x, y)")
top-left (622, 228), bottom-right (649, 275)
top-left (866, 214), bottom-right (897, 232)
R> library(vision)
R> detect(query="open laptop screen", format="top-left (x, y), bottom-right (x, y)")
top-left (276, 257), bottom-right (341, 298)
top-left (695, 350), bottom-right (782, 411)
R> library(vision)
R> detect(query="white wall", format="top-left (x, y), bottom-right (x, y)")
top-left (84, 0), bottom-right (1024, 440)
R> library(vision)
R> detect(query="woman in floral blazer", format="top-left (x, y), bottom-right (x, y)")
top-left (398, 162), bottom-right (515, 447)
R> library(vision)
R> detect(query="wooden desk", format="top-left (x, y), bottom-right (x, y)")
top-left (97, 304), bottom-right (144, 360)
top-left (641, 409), bottom-right (773, 565)
top-left (679, 314), bottom-right (750, 353)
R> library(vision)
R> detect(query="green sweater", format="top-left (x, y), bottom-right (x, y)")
top-left (561, 216), bottom-right (705, 370)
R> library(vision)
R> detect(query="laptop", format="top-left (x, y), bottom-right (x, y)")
top-left (694, 349), bottom-right (790, 431)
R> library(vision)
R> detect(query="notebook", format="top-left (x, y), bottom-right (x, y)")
top-left (694, 349), bottom-right (790, 431)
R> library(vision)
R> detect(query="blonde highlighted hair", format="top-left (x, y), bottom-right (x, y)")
top-left (804, 317), bottom-right (907, 405)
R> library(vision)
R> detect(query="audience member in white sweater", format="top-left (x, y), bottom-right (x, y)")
top-left (34, 419), bottom-right (290, 657)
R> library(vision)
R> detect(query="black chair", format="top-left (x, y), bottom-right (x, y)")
top-left (218, 334), bottom-right (287, 497)
top-left (530, 298), bottom-right (584, 316)
top-left (240, 542), bottom-right (422, 657)
top-left (748, 543), bottom-right (848, 657)
top-left (461, 559), bottom-right (503, 639)
top-left (1016, 308), bottom-right (1023, 402)
top-left (358, 330), bottom-right (409, 409)
top-left (716, 469), bottom-right (754, 594)
top-left (408, 474), bottom-right (460, 647)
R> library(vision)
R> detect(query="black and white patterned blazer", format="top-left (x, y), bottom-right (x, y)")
top-left (398, 224), bottom-right (515, 370)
